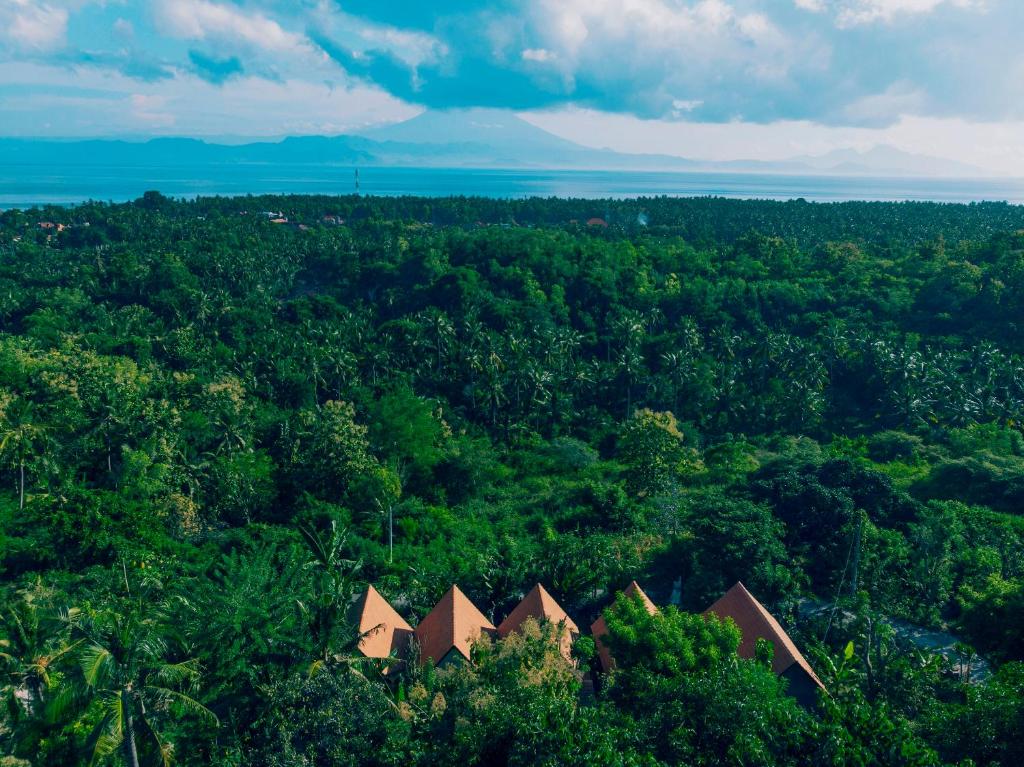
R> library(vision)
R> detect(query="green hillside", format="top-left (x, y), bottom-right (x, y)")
top-left (1, 193), bottom-right (1022, 766)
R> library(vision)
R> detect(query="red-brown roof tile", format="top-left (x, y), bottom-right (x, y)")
top-left (498, 583), bottom-right (579, 660)
top-left (415, 585), bottom-right (496, 665)
top-left (354, 585), bottom-right (414, 660)
top-left (703, 582), bottom-right (824, 690)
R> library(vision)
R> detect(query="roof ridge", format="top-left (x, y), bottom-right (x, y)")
top-left (536, 583), bottom-right (558, 616)
top-left (704, 582), bottom-right (824, 690)
top-left (450, 584), bottom-right (461, 650)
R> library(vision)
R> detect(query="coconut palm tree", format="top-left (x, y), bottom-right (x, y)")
top-left (0, 583), bottom-right (80, 719)
top-left (0, 397), bottom-right (48, 511)
top-left (296, 522), bottom-right (369, 676)
top-left (73, 593), bottom-right (216, 767)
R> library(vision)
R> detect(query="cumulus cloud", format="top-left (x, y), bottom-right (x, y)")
top-left (314, 0), bottom-right (823, 122)
top-left (0, 0), bottom-right (1019, 133)
top-left (306, 0), bottom-right (1019, 126)
top-left (156, 0), bottom-right (309, 54)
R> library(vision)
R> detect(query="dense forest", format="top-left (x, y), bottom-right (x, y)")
top-left (2, 192), bottom-right (1024, 766)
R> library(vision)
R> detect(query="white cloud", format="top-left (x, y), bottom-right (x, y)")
top-left (156, 0), bottom-right (309, 55)
top-left (522, 106), bottom-right (1024, 176)
top-left (795, 0), bottom-right (827, 11)
top-left (522, 48), bottom-right (556, 63)
top-left (835, 0), bottom-right (984, 26)
top-left (840, 81), bottom-right (927, 124)
top-left (307, 3), bottom-right (448, 81)
top-left (356, 22), bottom-right (445, 69)
top-left (0, 60), bottom-right (418, 136)
top-left (0, 0), bottom-right (70, 51)
top-left (518, 0), bottom-right (806, 117)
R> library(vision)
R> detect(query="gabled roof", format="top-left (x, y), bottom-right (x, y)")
top-left (591, 580), bottom-right (658, 673)
top-left (703, 582), bottom-right (824, 690)
top-left (415, 585), bottom-right (496, 665)
top-left (498, 583), bottom-right (579, 660)
top-left (354, 585), bottom-right (414, 659)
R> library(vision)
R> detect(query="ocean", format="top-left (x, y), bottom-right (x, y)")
top-left (2, 164), bottom-right (1024, 208)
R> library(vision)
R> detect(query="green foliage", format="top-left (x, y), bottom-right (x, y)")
top-left (2, 194), bottom-right (1024, 765)
top-left (250, 669), bottom-right (410, 767)
top-left (922, 661), bottom-right (1024, 767)
top-left (957, 574), bottom-right (1024, 663)
top-left (668, 490), bottom-right (794, 608)
top-left (618, 409), bottom-right (702, 497)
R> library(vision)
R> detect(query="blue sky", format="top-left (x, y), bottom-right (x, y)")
top-left (1, 0), bottom-right (1022, 172)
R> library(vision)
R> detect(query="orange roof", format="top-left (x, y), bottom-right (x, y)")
top-left (498, 583), bottom-right (580, 660)
top-left (591, 580), bottom-right (658, 673)
top-left (354, 585), bottom-right (413, 659)
top-left (586, 217), bottom-right (608, 227)
top-left (703, 582), bottom-right (824, 690)
top-left (415, 585), bottom-right (496, 665)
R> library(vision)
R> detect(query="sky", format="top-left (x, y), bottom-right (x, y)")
top-left (0, 0), bottom-right (1022, 173)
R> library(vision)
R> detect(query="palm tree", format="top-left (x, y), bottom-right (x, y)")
top-left (0, 397), bottom-right (47, 510)
top-left (296, 522), bottom-right (369, 676)
top-left (0, 583), bottom-right (80, 719)
top-left (74, 594), bottom-right (216, 767)
top-left (0, 583), bottom-right (82, 763)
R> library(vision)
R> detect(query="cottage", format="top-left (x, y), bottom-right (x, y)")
top-left (498, 583), bottom-right (579, 662)
top-left (353, 585), bottom-right (414, 665)
top-left (703, 582), bottom-right (826, 708)
top-left (591, 580), bottom-right (658, 673)
top-left (415, 585), bottom-right (496, 667)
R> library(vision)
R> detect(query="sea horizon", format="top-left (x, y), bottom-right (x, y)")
top-left (3, 164), bottom-right (1024, 209)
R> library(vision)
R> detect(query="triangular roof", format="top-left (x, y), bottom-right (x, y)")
top-left (354, 585), bottom-right (414, 659)
top-left (591, 580), bottom-right (658, 673)
top-left (415, 584), bottom-right (496, 665)
top-left (703, 582), bottom-right (824, 690)
top-left (498, 583), bottom-right (580, 660)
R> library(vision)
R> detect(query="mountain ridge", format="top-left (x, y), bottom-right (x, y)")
top-left (0, 109), bottom-right (993, 178)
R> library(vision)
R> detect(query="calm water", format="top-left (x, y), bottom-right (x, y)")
top-left (2, 164), bottom-right (1024, 207)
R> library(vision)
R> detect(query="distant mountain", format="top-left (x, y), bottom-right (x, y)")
top-left (789, 146), bottom-right (985, 178)
top-left (0, 109), bottom-right (992, 178)
top-left (361, 108), bottom-right (579, 154)
top-left (358, 108), bottom-right (700, 169)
